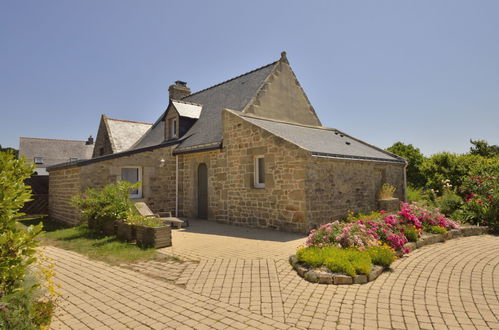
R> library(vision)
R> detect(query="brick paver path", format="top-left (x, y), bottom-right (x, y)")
top-left (49, 220), bottom-right (499, 329)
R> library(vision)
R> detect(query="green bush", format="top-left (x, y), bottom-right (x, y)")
top-left (425, 225), bottom-right (447, 234)
top-left (421, 153), bottom-right (499, 194)
top-left (126, 214), bottom-right (164, 227)
top-left (366, 246), bottom-right (396, 268)
top-left (460, 175), bottom-right (498, 232)
top-left (386, 142), bottom-right (426, 187)
top-left (296, 246), bottom-right (373, 276)
top-left (72, 181), bottom-right (140, 224)
top-left (0, 151), bottom-right (54, 328)
top-left (346, 210), bottom-right (382, 222)
top-left (407, 186), bottom-right (424, 203)
top-left (435, 189), bottom-right (463, 216)
top-left (403, 226), bottom-right (419, 242)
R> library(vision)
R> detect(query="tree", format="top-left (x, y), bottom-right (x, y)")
top-left (0, 145), bottom-right (18, 158)
top-left (469, 139), bottom-right (499, 158)
top-left (386, 142), bottom-right (426, 187)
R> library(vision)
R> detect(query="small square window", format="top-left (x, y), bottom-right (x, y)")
top-left (254, 156), bottom-right (265, 188)
top-left (121, 167), bottom-right (142, 198)
top-left (34, 157), bottom-right (43, 164)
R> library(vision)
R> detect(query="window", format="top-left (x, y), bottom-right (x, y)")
top-left (254, 156), bottom-right (265, 188)
top-left (34, 157), bottom-right (43, 164)
top-left (169, 118), bottom-right (177, 138)
top-left (121, 167), bottom-right (142, 198)
top-left (99, 147), bottom-right (104, 156)
top-left (69, 158), bottom-right (78, 162)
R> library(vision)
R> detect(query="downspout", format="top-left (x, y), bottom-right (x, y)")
top-left (175, 154), bottom-right (179, 217)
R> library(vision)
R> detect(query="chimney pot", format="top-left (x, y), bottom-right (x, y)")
top-left (86, 135), bottom-right (94, 145)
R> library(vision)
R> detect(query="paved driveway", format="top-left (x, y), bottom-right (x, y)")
top-left (49, 220), bottom-right (499, 329)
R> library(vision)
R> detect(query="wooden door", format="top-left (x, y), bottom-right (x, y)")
top-left (197, 163), bottom-right (208, 219)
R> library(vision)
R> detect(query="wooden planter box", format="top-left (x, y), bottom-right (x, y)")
top-left (87, 218), bottom-right (97, 230)
top-left (101, 218), bottom-right (117, 236)
top-left (377, 198), bottom-right (400, 212)
top-left (136, 225), bottom-right (172, 248)
top-left (116, 221), bottom-right (136, 241)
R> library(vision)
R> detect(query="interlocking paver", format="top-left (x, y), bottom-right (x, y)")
top-left (46, 221), bottom-right (499, 329)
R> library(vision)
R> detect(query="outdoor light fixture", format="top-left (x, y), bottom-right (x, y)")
top-left (159, 158), bottom-right (166, 168)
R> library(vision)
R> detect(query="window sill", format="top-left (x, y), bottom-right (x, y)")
top-left (253, 185), bottom-right (265, 189)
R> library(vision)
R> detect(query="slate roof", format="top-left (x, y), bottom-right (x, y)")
top-left (131, 120), bottom-right (166, 150)
top-left (105, 117), bottom-right (152, 153)
top-left (240, 115), bottom-right (405, 163)
top-left (19, 137), bottom-right (94, 173)
top-left (174, 62), bottom-right (276, 151)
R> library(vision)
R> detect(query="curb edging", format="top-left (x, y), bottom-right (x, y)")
top-left (290, 226), bottom-right (490, 285)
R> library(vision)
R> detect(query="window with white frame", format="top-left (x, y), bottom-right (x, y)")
top-left (121, 167), bottom-right (142, 198)
top-left (34, 157), bottom-right (43, 164)
top-left (254, 156), bottom-right (265, 188)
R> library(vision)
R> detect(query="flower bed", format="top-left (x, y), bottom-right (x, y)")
top-left (291, 202), bottom-right (489, 284)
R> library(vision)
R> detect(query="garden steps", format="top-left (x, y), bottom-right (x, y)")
top-left (290, 225), bottom-right (490, 285)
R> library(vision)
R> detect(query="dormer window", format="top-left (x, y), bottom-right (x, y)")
top-left (169, 118), bottom-right (177, 139)
top-left (34, 157), bottom-right (43, 164)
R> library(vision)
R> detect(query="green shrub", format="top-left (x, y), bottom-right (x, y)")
top-left (346, 210), bottom-right (382, 222)
top-left (407, 186), bottom-right (424, 203)
top-left (296, 246), bottom-right (372, 276)
top-left (403, 226), bottom-right (419, 242)
top-left (324, 256), bottom-right (357, 277)
top-left (425, 225), bottom-right (447, 234)
top-left (0, 151), bottom-right (55, 328)
top-left (460, 175), bottom-right (498, 232)
top-left (72, 181), bottom-right (140, 223)
top-left (126, 214), bottom-right (164, 227)
top-left (366, 246), bottom-right (396, 268)
top-left (435, 189), bottom-right (463, 216)
top-left (386, 142), bottom-right (426, 187)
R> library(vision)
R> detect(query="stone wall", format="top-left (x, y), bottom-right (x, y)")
top-left (92, 116), bottom-right (114, 158)
top-left (49, 146), bottom-right (178, 226)
top-left (48, 167), bottom-right (81, 225)
top-left (178, 110), bottom-right (309, 233)
top-left (305, 157), bottom-right (405, 229)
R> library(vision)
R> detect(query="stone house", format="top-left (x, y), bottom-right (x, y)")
top-left (19, 136), bottom-right (94, 176)
top-left (47, 52), bottom-right (407, 233)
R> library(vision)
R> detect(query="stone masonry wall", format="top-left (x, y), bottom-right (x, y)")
top-left (49, 146), bottom-right (178, 226)
top-left (178, 110), bottom-right (310, 233)
top-left (305, 157), bottom-right (405, 229)
top-left (48, 167), bottom-right (81, 225)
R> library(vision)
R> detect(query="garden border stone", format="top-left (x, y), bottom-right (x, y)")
top-left (290, 225), bottom-right (489, 285)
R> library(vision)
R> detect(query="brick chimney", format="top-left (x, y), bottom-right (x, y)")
top-left (168, 81), bottom-right (191, 100)
top-left (86, 135), bottom-right (94, 145)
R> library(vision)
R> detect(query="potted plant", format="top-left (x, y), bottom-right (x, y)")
top-left (377, 183), bottom-right (399, 212)
top-left (71, 181), bottom-right (140, 236)
top-left (133, 216), bottom-right (172, 248)
top-left (116, 215), bottom-right (140, 242)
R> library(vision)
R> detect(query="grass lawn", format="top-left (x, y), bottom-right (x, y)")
top-left (18, 216), bottom-right (160, 265)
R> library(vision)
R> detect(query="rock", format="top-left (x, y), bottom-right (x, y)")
top-left (353, 274), bottom-right (368, 284)
top-left (416, 237), bottom-right (428, 248)
top-left (296, 265), bottom-right (308, 277)
top-left (304, 270), bottom-right (319, 283)
top-left (404, 242), bottom-right (417, 252)
top-left (368, 266), bottom-right (384, 282)
top-left (317, 271), bottom-right (333, 284)
top-left (333, 274), bottom-right (353, 285)
top-left (451, 229), bottom-right (462, 238)
top-left (289, 255), bottom-right (298, 266)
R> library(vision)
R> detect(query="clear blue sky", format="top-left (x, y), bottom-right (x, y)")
top-left (1, 0), bottom-right (498, 155)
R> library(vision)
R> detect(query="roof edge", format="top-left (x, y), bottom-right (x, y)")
top-left (182, 61), bottom-right (278, 100)
top-left (47, 140), bottom-right (180, 171)
top-left (311, 152), bottom-right (406, 164)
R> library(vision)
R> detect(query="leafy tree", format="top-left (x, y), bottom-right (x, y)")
top-left (386, 142), bottom-right (426, 187)
top-left (0, 145), bottom-right (19, 158)
top-left (469, 139), bottom-right (499, 158)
